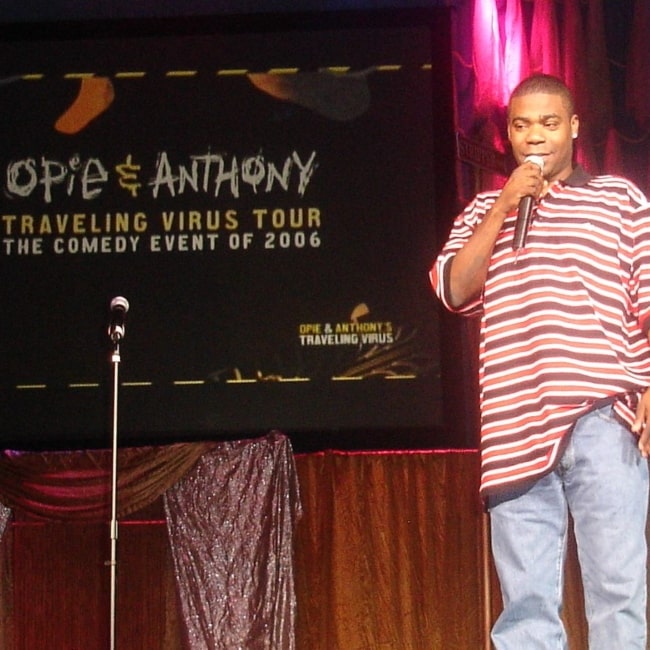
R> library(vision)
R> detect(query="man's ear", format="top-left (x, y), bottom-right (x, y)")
top-left (570, 114), bottom-right (579, 139)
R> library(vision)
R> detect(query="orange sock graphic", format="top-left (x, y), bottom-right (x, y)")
top-left (55, 76), bottom-right (115, 135)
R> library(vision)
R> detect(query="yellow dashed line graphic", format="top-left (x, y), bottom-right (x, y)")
top-left (268, 68), bottom-right (299, 75)
top-left (165, 70), bottom-right (198, 77)
top-left (216, 69), bottom-right (249, 76)
top-left (114, 71), bottom-right (147, 78)
top-left (16, 64), bottom-right (428, 81)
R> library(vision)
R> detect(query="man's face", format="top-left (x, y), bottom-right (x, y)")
top-left (507, 91), bottom-right (579, 183)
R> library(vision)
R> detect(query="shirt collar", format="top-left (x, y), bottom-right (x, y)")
top-left (559, 164), bottom-right (592, 187)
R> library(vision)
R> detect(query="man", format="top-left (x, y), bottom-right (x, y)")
top-left (430, 73), bottom-right (650, 648)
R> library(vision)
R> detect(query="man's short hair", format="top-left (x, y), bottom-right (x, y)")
top-left (508, 74), bottom-right (576, 117)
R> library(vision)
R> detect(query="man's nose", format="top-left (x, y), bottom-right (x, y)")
top-left (526, 124), bottom-right (545, 143)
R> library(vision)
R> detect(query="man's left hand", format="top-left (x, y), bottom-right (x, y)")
top-left (632, 387), bottom-right (650, 457)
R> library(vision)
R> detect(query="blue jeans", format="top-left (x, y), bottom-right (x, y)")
top-left (489, 405), bottom-right (649, 649)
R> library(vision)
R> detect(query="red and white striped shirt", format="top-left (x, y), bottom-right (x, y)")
top-left (431, 166), bottom-right (650, 498)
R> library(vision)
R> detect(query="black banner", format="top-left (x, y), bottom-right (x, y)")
top-left (0, 11), bottom-right (461, 449)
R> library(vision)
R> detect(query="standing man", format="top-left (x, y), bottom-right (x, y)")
top-left (431, 73), bottom-right (650, 648)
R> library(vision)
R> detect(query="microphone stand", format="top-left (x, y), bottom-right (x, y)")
top-left (108, 334), bottom-right (122, 650)
top-left (106, 296), bottom-right (128, 649)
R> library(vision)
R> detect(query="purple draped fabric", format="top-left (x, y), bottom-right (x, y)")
top-left (164, 432), bottom-right (302, 650)
top-left (584, 0), bottom-right (612, 144)
top-left (502, 0), bottom-right (529, 101)
top-left (472, 0), bottom-right (504, 112)
top-left (561, 0), bottom-right (587, 103)
top-left (529, 0), bottom-right (560, 76)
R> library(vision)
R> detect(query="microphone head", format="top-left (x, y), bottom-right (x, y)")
top-left (110, 296), bottom-right (129, 313)
top-left (524, 154), bottom-right (545, 171)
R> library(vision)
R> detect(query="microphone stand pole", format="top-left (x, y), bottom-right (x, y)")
top-left (108, 337), bottom-right (121, 650)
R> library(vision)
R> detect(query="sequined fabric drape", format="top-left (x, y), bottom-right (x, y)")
top-left (164, 432), bottom-right (302, 650)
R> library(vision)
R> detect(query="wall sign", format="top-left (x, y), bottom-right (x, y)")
top-left (0, 11), bottom-right (465, 449)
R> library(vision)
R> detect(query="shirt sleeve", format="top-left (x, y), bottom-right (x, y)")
top-left (429, 192), bottom-right (497, 317)
top-left (630, 201), bottom-right (650, 335)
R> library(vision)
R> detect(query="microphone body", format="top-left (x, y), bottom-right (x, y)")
top-left (513, 155), bottom-right (545, 251)
top-left (108, 296), bottom-right (129, 342)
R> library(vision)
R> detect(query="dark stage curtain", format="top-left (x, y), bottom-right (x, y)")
top-left (0, 445), bottom-right (604, 649)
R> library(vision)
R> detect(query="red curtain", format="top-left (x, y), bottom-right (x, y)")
top-left (457, 0), bottom-right (649, 193)
top-left (627, 0), bottom-right (650, 131)
top-left (529, 0), bottom-right (560, 76)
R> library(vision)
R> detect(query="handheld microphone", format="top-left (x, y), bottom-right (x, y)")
top-left (513, 155), bottom-right (545, 251)
top-left (108, 296), bottom-right (129, 343)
